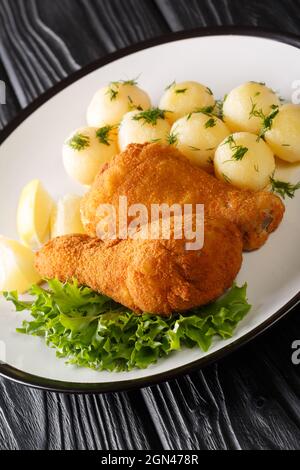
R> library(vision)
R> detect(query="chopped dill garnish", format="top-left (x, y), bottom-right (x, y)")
top-left (128, 95), bottom-right (143, 111)
top-left (250, 81), bottom-right (266, 86)
top-left (249, 100), bottom-right (279, 140)
top-left (282, 143), bottom-right (290, 147)
top-left (167, 131), bottom-right (178, 145)
top-left (194, 105), bottom-right (215, 116)
top-left (207, 156), bottom-right (214, 165)
top-left (215, 94), bottom-right (228, 120)
top-left (254, 164), bottom-right (259, 173)
top-left (259, 105), bottom-right (279, 139)
top-left (269, 176), bottom-right (300, 199)
top-left (223, 135), bottom-right (235, 146)
top-left (206, 87), bottom-right (213, 95)
top-left (165, 80), bottom-right (176, 91)
top-left (249, 99), bottom-right (264, 120)
top-left (215, 100), bottom-right (224, 120)
top-left (222, 173), bottom-right (232, 184)
top-left (175, 88), bottom-right (188, 94)
top-left (68, 133), bottom-right (90, 151)
top-left (223, 135), bottom-right (248, 161)
top-left (187, 105), bottom-right (217, 121)
top-left (106, 84), bottom-right (119, 101)
top-left (188, 146), bottom-right (201, 151)
top-left (231, 146), bottom-right (248, 161)
top-left (110, 77), bottom-right (139, 87)
top-left (165, 82), bottom-right (188, 94)
top-left (107, 77), bottom-right (139, 101)
top-left (121, 78), bottom-right (139, 86)
top-left (96, 125), bottom-right (115, 146)
top-left (132, 108), bottom-right (167, 125)
top-left (205, 117), bottom-right (217, 129)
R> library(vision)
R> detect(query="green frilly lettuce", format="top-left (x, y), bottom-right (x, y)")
top-left (4, 279), bottom-right (251, 372)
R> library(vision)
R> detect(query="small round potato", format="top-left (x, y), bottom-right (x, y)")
top-left (171, 112), bottom-right (230, 171)
top-left (159, 81), bottom-right (215, 124)
top-left (223, 82), bottom-right (280, 133)
top-left (118, 109), bottom-right (171, 151)
top-left (87, 82), bottom-right (151, 127)
top-left (214, 132), bottom-right (275, 190)
top-left (63, 126), bottom-right (118, 186)
top-left (265, 104), bottom-right (300, 162)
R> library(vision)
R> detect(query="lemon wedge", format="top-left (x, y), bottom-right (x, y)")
top-left (17, 180), bottom-right (55, 250)
top-left (0, 237), bottom-right (41, 294)
top-left (51, 194), bottom-right (84, 238)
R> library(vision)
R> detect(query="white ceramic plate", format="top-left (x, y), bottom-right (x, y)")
top-left (0, 27), bottom-right (300, 393)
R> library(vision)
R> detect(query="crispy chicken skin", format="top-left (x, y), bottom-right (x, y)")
top-left (35, 217), bottom-right (243, 315)
top-left (81, 143), bottom-right (285, 251)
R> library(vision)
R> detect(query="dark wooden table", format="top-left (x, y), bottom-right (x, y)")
top-left (0, 0), bottom-right (300, 450)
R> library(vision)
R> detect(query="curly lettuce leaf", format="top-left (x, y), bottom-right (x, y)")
top-left (3, 280), bottom-right (251, 372)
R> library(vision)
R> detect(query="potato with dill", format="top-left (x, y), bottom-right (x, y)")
top-left (159, 81), bottom-right (215, 124)
top-left (170, 112), bottom-right (230, 171)
top-left (214, 132), bottom-right (275, 190)
top-left (87, 79), bottom-right (151, 127)
top-left (118, 108), bottom-right (171, 151)
top-left (63, 126), bottom-right (118, 186)
top-left (265, 104), bottom-right (300, 163)
top-left (223, 82), bottom-right (280, 133)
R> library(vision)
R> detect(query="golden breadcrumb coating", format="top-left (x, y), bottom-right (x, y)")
top-left (81, 143), bottom-right (285, 251)
top-left (35, 217), bottom-right (243, 315)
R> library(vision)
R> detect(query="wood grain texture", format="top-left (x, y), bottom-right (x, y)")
top-left (154, 0), bottom-right (300, 33)
top-left (0, 61), bottom-right (20, 129)
top-left (0, 0), bottom-right (300, 450)
top-left (143, 312), bottom-right (300, 450)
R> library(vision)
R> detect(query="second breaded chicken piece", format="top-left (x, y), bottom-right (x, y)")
top-left (81, 143), bottom-right (285, 251)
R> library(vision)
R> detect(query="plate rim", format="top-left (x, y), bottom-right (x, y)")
top-left (1, 25), bottom-right (300, 393)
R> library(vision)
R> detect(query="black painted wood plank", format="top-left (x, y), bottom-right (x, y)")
top-left (0, 0), bottom-right (79, 106)
top-left (0, 378), bottom-right (165, 450)
top-left (154, 0), bottom-right (300, 33)
top-left (37, 0), bottom-right (170, 61)
top-left (0, 0), bottom-right (169, 109)
top-left (142, 313), bottom-right (300, 450)
top-left (0, 61), bottom-right (20, 129)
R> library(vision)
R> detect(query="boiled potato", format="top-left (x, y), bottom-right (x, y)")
top-left (63, 126), bottom-right (118, 186)
top-left (265, 104), bottom-right (300, 162)
top-left (51, 195), bottom-right (85, 238)
top-left (214, 132), bottom-right (275, 190)
top-left (0, 237), bottom-right (41, 294)
top-left (171, 112), bottom-right (230, 170)
top-left (159, 81), bottom-right (215, 124)
top-left (118, 109), bottom-right (171, 151)
top-left (87, 81), bottom-right (151, 127)
top-left (223, 82), bottom-right (280, 133)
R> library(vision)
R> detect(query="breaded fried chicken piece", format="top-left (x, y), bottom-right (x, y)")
top-left (81, 143), bottom-right (285, 251)
top-left (35, 217), bottom-right (243, 315)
